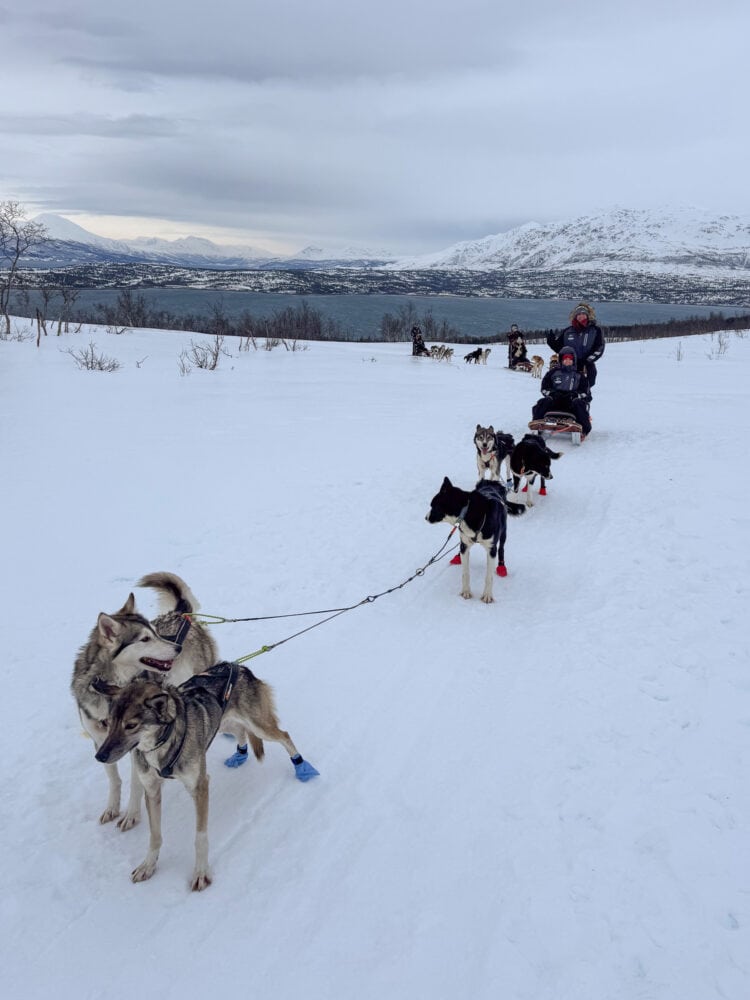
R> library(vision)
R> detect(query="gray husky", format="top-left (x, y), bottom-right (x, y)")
top-left (71, 572), bottom-right (218, 829)
top-left (94, 663), bottom-right (318, 891)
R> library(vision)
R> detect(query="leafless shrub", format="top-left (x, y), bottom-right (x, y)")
top-left (238, 335), bottom-right (257, 351)
top-left (135, 356), bottom-right (148, 368)
top-left (178, 351), bottom-right (192, 376)
top-left (106, 324), bottom-right (130, 336)
top-left (673, 341), bottom-right (684, 361)
top-left (1, 320), bottom-right (34, 342)
top-left (282, 338), bottom-right (309, 352)
top-left (64, 341), bottom-right (121, 371)
top-left (263, 338), bottom-right (282, 350)
top-left (184, 335), bottom-right (228, 370)
top-left (706, 331), bottom-right (730, 360)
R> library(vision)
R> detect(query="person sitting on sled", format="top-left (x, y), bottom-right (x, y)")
top-left (411, 325), bottom-right (430, 357)
top-left (546, 302), bottom-right (605, 388)
top-left (507, 324), bottom-right (528, 368)
top-left (531, 346), bottom-right (592, 438)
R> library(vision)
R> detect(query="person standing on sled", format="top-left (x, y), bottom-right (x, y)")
top-left (531, 346), bottom-right (592, 438)
top-left (411, 325), bottom-right (429, 357)
top-left (507, 324), bottom-right (528, 369)
top-left (546, 302), bottom-right (604, 389)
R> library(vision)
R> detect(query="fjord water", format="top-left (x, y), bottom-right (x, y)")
top-left (41, 288), bottom-right (748, 339)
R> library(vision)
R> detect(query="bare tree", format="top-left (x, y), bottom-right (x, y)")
top-left (57, 284), bottom-right (81, 335)
top-left (0, 201), bottom-right (48, 336)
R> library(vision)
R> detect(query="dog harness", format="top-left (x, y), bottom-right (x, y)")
top-left (153, 661), bottom-right (243, 778)
top-left (156, 597), bottom-right (193, 653)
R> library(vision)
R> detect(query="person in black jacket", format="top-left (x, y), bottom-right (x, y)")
top-left (546, 302), bottom-right (604, 388)
top-left (531, 346), bottom-right (592, 437)
top-left (411, 325), bottom-right (429, 357)
top-left (507, 324), bottom-right (528, 368)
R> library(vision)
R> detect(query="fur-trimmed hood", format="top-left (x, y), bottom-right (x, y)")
top-left (569, 302), bottom-right (597, 324)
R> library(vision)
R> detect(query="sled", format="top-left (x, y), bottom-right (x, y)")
top-left (507, 361), bottom-right (533, 373)
top-left (528, 411), bottom-right (584, 445)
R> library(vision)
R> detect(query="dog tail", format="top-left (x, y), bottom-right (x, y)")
top-left (506, 501), bottom-right (526, 517)
top-left (136, 572), bottom-right (201, 614)
top-left (249, 734), bottom-right (265, 761)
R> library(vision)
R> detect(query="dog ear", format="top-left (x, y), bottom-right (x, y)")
top-left (114, 593), bottom-right (136, 616)
top-left (442, 476), bottom-right (452, 489)
top-left (91, 676), bottom-right (121, 697)
top-left (488, 425), bottom-right (494, 433)
top-left (97, 612), bottom-right (122, 643)
top-left (145, 692), bottom-right (174, 722)
top-left (475, 424), bottom-right (481, 431)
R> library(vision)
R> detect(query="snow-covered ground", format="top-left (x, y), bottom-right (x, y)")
top-left (2, 320), bottom-right (749, 1000)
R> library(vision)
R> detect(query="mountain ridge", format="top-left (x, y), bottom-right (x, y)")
top-left (22, 207), bottom-right (750, 280)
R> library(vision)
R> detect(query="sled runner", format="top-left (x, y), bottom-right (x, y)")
top-left (528, 411), bottom-right (584, 445)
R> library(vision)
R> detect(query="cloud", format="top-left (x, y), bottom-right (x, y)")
top-left (2, 0), bottom-right (750, 253)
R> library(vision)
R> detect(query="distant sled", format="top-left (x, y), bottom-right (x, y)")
top-left (528, 411), bottom-right (584, 446)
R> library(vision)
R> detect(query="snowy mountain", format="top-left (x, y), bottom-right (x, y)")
top-left (22, 208), bottom-right (750, 282)
top-left (278, 243), bottom-right (398, 268)
top-left (389, 208), bottom-right (750, 276)
top-left (28, 214), bottom-right (277, 269)
top-left (26, 215), bottom-right (396, 270)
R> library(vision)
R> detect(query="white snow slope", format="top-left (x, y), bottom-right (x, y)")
top-left (1, 319), bottom-right (749, 1000)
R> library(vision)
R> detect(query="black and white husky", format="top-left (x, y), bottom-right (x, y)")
top-left (474, 425), bottom-right (515, 485)
top-left (426, 477), bottom-right (525, 603)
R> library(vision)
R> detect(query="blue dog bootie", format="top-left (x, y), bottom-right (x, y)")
top-left (225, 744), bottom-right (249, 768)
top-left (291, 754), bottom-right (319, 782)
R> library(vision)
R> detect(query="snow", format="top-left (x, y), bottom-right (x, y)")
top-left (390, 207), bottom-right (750, 275)
top-left (2, 319), bottom-right (749, 1000)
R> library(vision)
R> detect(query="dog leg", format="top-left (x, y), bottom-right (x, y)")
top-left (246, 718), bottom-right (319, 781)
top-left (190, 773), bottom-right (212, 892)
top-left (460, 541), bottom-right (473, 599)
top-left (100, 762), bottom-right (122, 824)
top-left (481, 548), bottom-right (497, 603)
top-left (131, 773), bottom-right (163, 884)
top-left (116, 754), bottom-right (144, 831)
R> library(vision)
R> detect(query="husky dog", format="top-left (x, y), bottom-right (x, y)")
top-left (530, 355), bottom-right (544, 378)
top-left (510, 434), bottom-right (562, 507)
top-left (494, 430), bottom-right (516, 487)
top-left (443, 348), bottom-right (454, 361)
top-left (464, 348), bottom-right (482, 364)
top-left (71, 572), bottom-right (218, 829)
top-left (474, 424), bottom-right (500, 480)
top-left (426, 477), bottom-right (525, 602)
top-left (430, 344), bottom-right (443, 358)
top-left (474, 425), bottom-right (515, 484)
top-left (479, 348), bottom-right (491, 365)
top-left (549, 353), bottom-right (559, 370)
top-left (94, 663), bottom-right (318, 891)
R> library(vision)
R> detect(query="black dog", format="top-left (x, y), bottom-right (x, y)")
top-left (494, 431), bottom-right (515, 487)
top-left (510, 434), bottom-right (562, 507)
top-left (464, 348), bottom-right (482, 364)
top-left (426, 478), bottom-right (525, 602)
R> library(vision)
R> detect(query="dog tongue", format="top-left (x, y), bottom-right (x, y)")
top-left (141, 657), bottom-right (173, 671)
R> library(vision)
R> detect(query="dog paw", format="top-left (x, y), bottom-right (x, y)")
top-left (116, 812), bottom-right (140, 832)
top-left (481, 594), bottom-right (495, 604)
top-left (460, 590), bottom-right (473, 600)
top-left (190, 870), bottom-right (212, 892)
top-left (131, 859), bottom-right (157, 883)
top-left (99, 806), bottom-right (121, 824)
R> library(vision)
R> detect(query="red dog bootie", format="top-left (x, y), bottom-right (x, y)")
top-left (496, 565), bottom-right (508, 577)
top-left (450, 553), bottom-right (462, 565)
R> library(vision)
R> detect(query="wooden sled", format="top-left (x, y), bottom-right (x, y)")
top-left (528, 411), bottom-right (584, 445)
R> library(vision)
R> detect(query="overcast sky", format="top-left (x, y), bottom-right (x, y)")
top-left (2, 0), bottom-right (749, 254)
